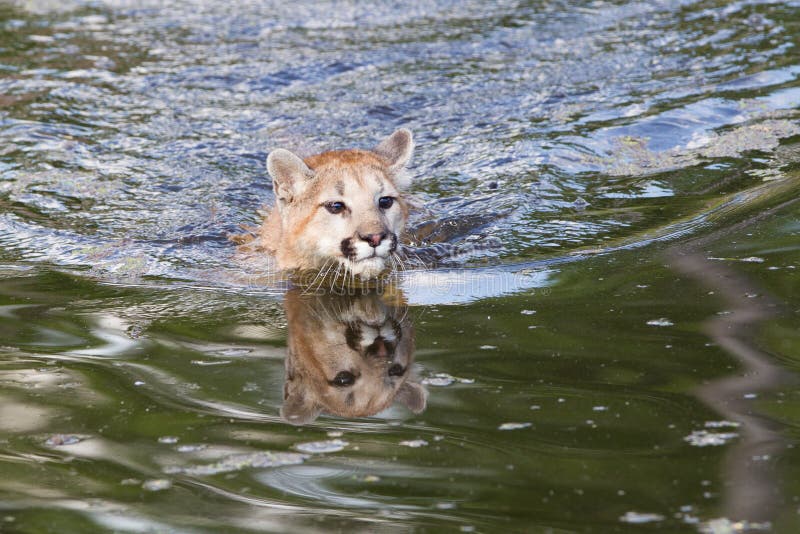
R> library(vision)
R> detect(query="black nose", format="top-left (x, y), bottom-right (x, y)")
top-left (359, 232), bottom-right (387, 248)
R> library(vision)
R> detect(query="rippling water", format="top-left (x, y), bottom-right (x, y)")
top-left (2, 0), bottom-right (799, 284)
top-left (1, 0), bottom-right (800, 532)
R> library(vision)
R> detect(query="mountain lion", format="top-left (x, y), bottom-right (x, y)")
top-left (236, 129), bottom-right (416, 283)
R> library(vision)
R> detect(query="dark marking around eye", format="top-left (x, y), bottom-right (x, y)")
top-left (325, 201), bottom-right (346, 214)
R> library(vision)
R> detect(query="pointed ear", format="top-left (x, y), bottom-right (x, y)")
top-left (266, 148), bottom-right (315, 207)
top-left (374, 129), bottom-right (414, 173)
top-left (395, 381), bottom-right (428, 414)
top-left (281, 379), bottom-right (322, 425)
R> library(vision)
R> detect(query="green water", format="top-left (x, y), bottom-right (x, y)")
top-left (3, 200), bottom-right (800, 531)
top-left (2, 0), bottom-right (800, 532)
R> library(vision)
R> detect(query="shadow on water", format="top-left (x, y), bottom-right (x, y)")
top-left (667, 197), bottom-right (800, 529)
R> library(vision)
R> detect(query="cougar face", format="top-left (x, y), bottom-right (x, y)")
top-left (251, 129), bottom-right (415, 281)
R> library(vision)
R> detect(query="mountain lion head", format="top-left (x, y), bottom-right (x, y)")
top-left (281, 288), bottom-right (427, 425)
top-left (261, 129), bottom-right (415, 281)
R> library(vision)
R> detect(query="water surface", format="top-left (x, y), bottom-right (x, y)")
top-left (1, 0), bottom-right (800, 532)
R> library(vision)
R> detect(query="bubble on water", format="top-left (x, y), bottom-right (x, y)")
top-left (479, 345), bottom-right (497, 350)
top-left (399, 439), bottom-right (428, 448)
top-left (704, 420), bottom-right (740, 429)
top-left (190, 359), bottom-right (232, 366)
top-left (646, 318), bottom-right (674, 326)
top-left (176, 444), bottom-right (206, 453)
top-left (740, 256), bottom-right (765, 263)
top-left (44, 434), bottom-right (83, 447)
top-left (423, 373), bottom-right (473, 386)
top-left (142, 479), bottom-right (172, 492)
top-left (572, 197), bottom-right (589, 210)
top-left (217, 348), bottom-right (253, 357)
top-left (158, 436), bottom-right (179, 444)
top-left (327, 431), bottom-right (343, 438)
top-left (698, 518), bottom-right (771, 533)
top-left (422, 375), bottom-right (454, 387)
top-left (167, 451), bottom-right (308, 475)
top-left (28, 34), bottom-right (54, 43)
top-left (498, 422), bottom-right (532, 430)
top-left (520, 309), bottom-right (536, 315)
top-left (363, 475), bottom-right (380, 483)
top-left (592, 406), bottom-right (608, 411)
top-left (619, 511), bottom-right (664, 524)
top-left (684, 430), bottom-right (738, 447)
top-left (134, 380), bottom-right (146, 386)
top-left (295, 439), bottom-right (348, 454)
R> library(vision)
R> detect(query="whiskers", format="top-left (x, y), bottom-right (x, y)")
top-left (299, 259), bottom-right (353, 295)
top-left (299, 251), bottom-right (419, 296)
top-left (300, 259), bottom-right (335, 295)
top-left (389, 251), bottom-right (409, 280)
top-left (396, 246), bottom-right (428, 270)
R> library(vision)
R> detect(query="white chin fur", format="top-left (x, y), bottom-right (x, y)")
top-left (346, 256), bottom-right (388, 279)
top-left (353, 239), bottom-right (393, 261)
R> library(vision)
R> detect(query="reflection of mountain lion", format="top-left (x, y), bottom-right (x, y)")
top-left (281, 289), bottom-right (427, 425)
top-left (236, 129), bottom-right (415, 281)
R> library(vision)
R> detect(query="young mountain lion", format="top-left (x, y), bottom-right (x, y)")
top-left (237, 129), bottom-right (415, 282)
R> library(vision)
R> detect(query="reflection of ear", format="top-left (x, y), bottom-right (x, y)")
top-left (395, 381), bottom-right (428, 414)
top-left (281, 380), bottom-right (322, 425)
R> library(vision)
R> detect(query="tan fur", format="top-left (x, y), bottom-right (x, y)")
top-left (281, 288), bottom-right (427, 424)
top-left (238, 130), bottom-right (415, 281)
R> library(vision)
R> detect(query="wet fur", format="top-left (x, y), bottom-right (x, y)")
top-left (237, 130), bottom-right (415, 281)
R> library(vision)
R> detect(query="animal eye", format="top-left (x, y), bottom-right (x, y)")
top-left (325, 201), bottom-right (346, 214)
top-left (378, 196), bottom-right (394, 209)
top-left (331, 371), bottom-right (356, 387)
